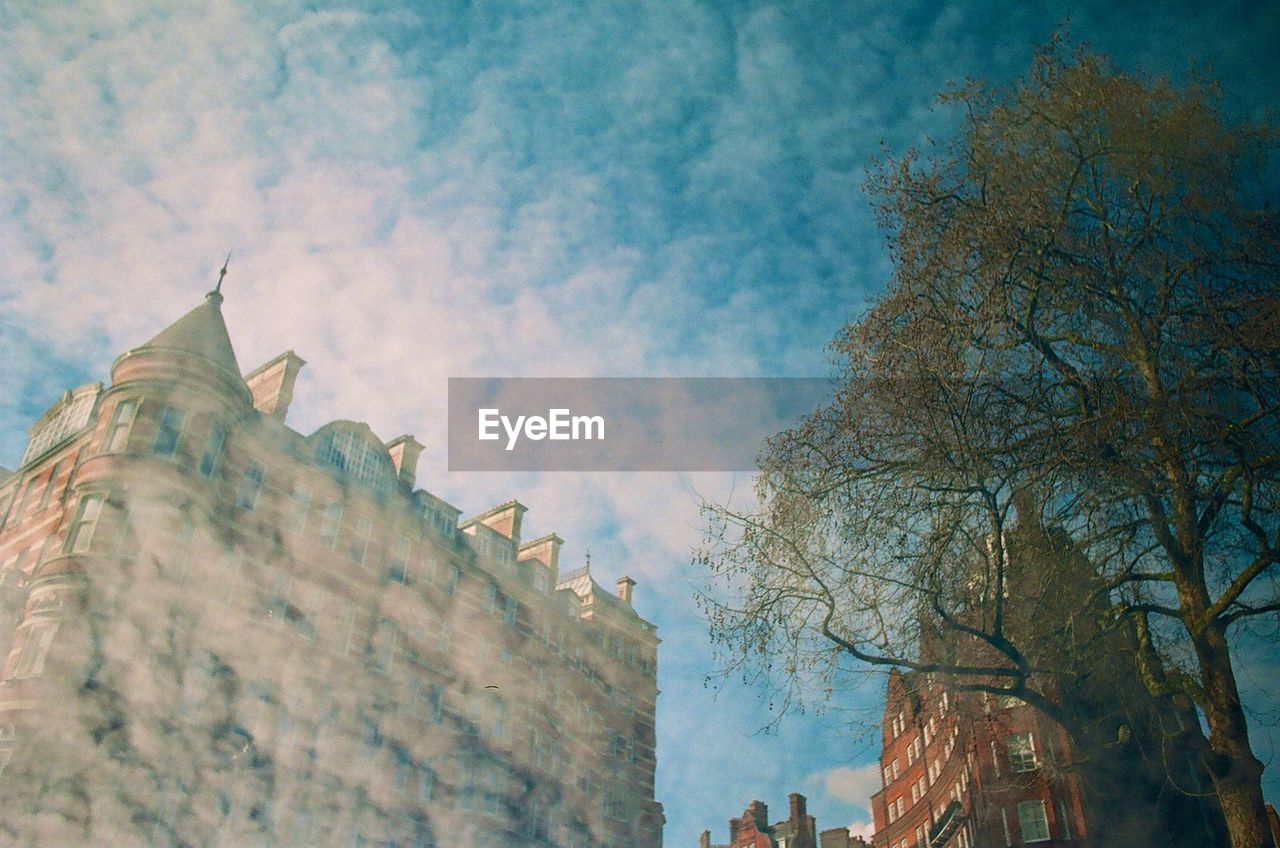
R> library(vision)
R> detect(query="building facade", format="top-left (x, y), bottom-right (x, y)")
top-left (871, 672), bottom-right (1088, 848)
top-left (868, 505), bottom-right (1228, 848)
top-left (699, 793), bottom-right (821, 848)
top-left (0, 289), bottom-right (663, 847)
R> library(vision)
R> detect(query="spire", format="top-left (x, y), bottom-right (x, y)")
top-left (213, 251), bottom-right (230, 298)
top-left (138, 270), bottom-right (241, 375)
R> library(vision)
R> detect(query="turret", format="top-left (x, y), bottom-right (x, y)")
top-left (109, 290), bottom-right (252, 409)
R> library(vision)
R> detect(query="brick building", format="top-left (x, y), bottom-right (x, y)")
top-left (0, 288), bottom-right (663, 847)
top-left (868, 504), bottom-right (1228, 848)
top-left (699, 793), bottom-right (821, 848)
top-left (871, 672), bottom-right (1087, 848)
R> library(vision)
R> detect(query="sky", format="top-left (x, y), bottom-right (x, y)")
top-left (2, 0), bottom-right (1279, 843)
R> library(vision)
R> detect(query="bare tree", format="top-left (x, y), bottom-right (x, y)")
top-left (699, 43), bottom-right (1279, 848)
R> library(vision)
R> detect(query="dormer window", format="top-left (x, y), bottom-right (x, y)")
top-left (311, 424), bottom-right (395, 497)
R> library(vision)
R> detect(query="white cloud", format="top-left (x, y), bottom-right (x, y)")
top-left (810, 762), bottom-right (882, 811)
top-left (6, 1), bottom-right (1279, 842)
top-left (848, 819), bottom-right (875, 839)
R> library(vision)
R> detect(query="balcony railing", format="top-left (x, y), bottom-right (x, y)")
top-left (928, 799), bottom-right (964, 846)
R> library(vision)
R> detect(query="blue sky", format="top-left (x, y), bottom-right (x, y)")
top-left (2, 0), bottom-right (1279, 842)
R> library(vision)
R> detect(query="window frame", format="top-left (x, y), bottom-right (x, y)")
top-left (64, 493), bottom-right (105, 554)
top-left (1017, 799), bottom-right (1051, 842)
top-left (151, 405), bottom-right (185, 457)
top-left (103, 398), bottom-right (138, 453)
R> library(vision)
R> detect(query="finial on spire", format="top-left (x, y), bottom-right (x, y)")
top-left (215, 252), bottom-right (231, 294)
top-left (585, 548), bottom-right (592, 570)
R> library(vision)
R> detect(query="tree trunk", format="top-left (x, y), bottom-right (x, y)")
top-left (1194, 623), bottom-right (1275, 848)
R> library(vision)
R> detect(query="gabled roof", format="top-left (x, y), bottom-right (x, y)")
top-left (139, 291), bottom-right (241, 375)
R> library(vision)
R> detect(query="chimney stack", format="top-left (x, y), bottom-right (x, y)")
top-left (519, 533), bottom-right (563, 586)
top-left (617, 575), bottom-right (636, 605)
top-left (789, 793), bottom-right (807, 825)
top-left (747, 800), bottom-right (769, 830)
top-left (385, 435), bottom-right (424, 488)
top-left (244, 351), bottom-right (305, 422)
top-left (473, 500), bottom-right (527, 546)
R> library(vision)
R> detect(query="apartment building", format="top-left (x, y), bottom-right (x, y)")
top-left (0, 287), bottom-right (663, 847)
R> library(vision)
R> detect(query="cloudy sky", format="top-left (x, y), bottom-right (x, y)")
top-left (3, 0), bottom-right (1278, 841)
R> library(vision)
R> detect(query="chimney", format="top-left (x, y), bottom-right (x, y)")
top-left (700, 830), bottom-right (711, 848)
top-left (385, 435), bottom-right (424, 488)
top-left (728, 818), bottom-right (740, 844)
top-left (789, 793), bottom-right (807, 826)
top-left (616, 575), bottom-right (636, 605)
top-left (747, 800), bottom-right (769, 830)
top-left (519, 533), bottom-right (563, 585)
top-left (474, 500), bottom-right (527, 546)
top-left (244, 351), bottom-right (305, 422)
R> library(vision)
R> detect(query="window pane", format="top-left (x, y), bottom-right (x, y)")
top-left (1017, 800), bottom-right (1050, 841)
top-left (199, 425), bottom-right (227, 479)
top-left (66, 494), bottom-right (104, 554)
top-left (1008, 732), bottom-right (1037, 772)
top-left (152, 407), bottom-right (184, 457)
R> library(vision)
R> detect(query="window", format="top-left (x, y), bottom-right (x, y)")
top-left (333, 599), bottom-right (357, 656)
top-left (891, 758), bottom-right (899, 779)
top-left (1008, 732), bottom-right (1037, 772)
top-left (350, 516), bottom-right (372, 566)
top-left (289, 486), bottom-right (311, 531)
top-left (199, 425), bottom-right (227, 479)
top-left (882, 765), bottom-right (892, 786)
top-left (9, 622), bottom-right (59, 679)
top-left (265, 572), bottom-right (291, 628)
top-left (0, 723), bottom-right (15, 779)
top-left (388, 535), bottom-right (412, 584)
top-left (1001, 808), bottom-right (1012, 847)
top-left (490, 696), bottom-right (508, 740)
top-left (1057, 798), bottom-right (1072, 839)
top-left (1017, 800), bottom-right (1050, 842)
top-left (427, 683), bottom-right (444, 723)
top-left (318, 502), bottom-right (342, 548)
top-left (236, 462), bottom-right (266, 511)
top-left (10, 479), bottom-right (35, 525)
top-left (36, 460), bottom-right (65, 512)
top-left (393, 747), bottom-right (413, 791)
top-left (371, 618), bottom-right (399, 674)
top-left (418, 764), bottom-right (435, 801)
top-left (991, 740), bottom-right (1002, 777)
top-left (504, 596), bottom-right (518, 626)
top-left (104, 399), bottom-right (138, 452)
top-left (907, 738), bottom-right (918, 764)
top-left (65, 494), bottom-right (104, 554)
top-left (152, 406), bottom-right (184, 457)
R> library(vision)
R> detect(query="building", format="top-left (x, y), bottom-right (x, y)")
top-left (699, 793), bottom-right (821, 848)
top-left (868, 505), bottom-right (1227, 848)
top-left (871, 672), bottom-right (1087, 848)
top-left (818, 828), bottom-right (869, 848)
top-left (0, 287), bottom-right (664, 847)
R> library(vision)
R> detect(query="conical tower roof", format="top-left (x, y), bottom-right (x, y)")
top-left (139, 290), bottom-right (241, 375)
